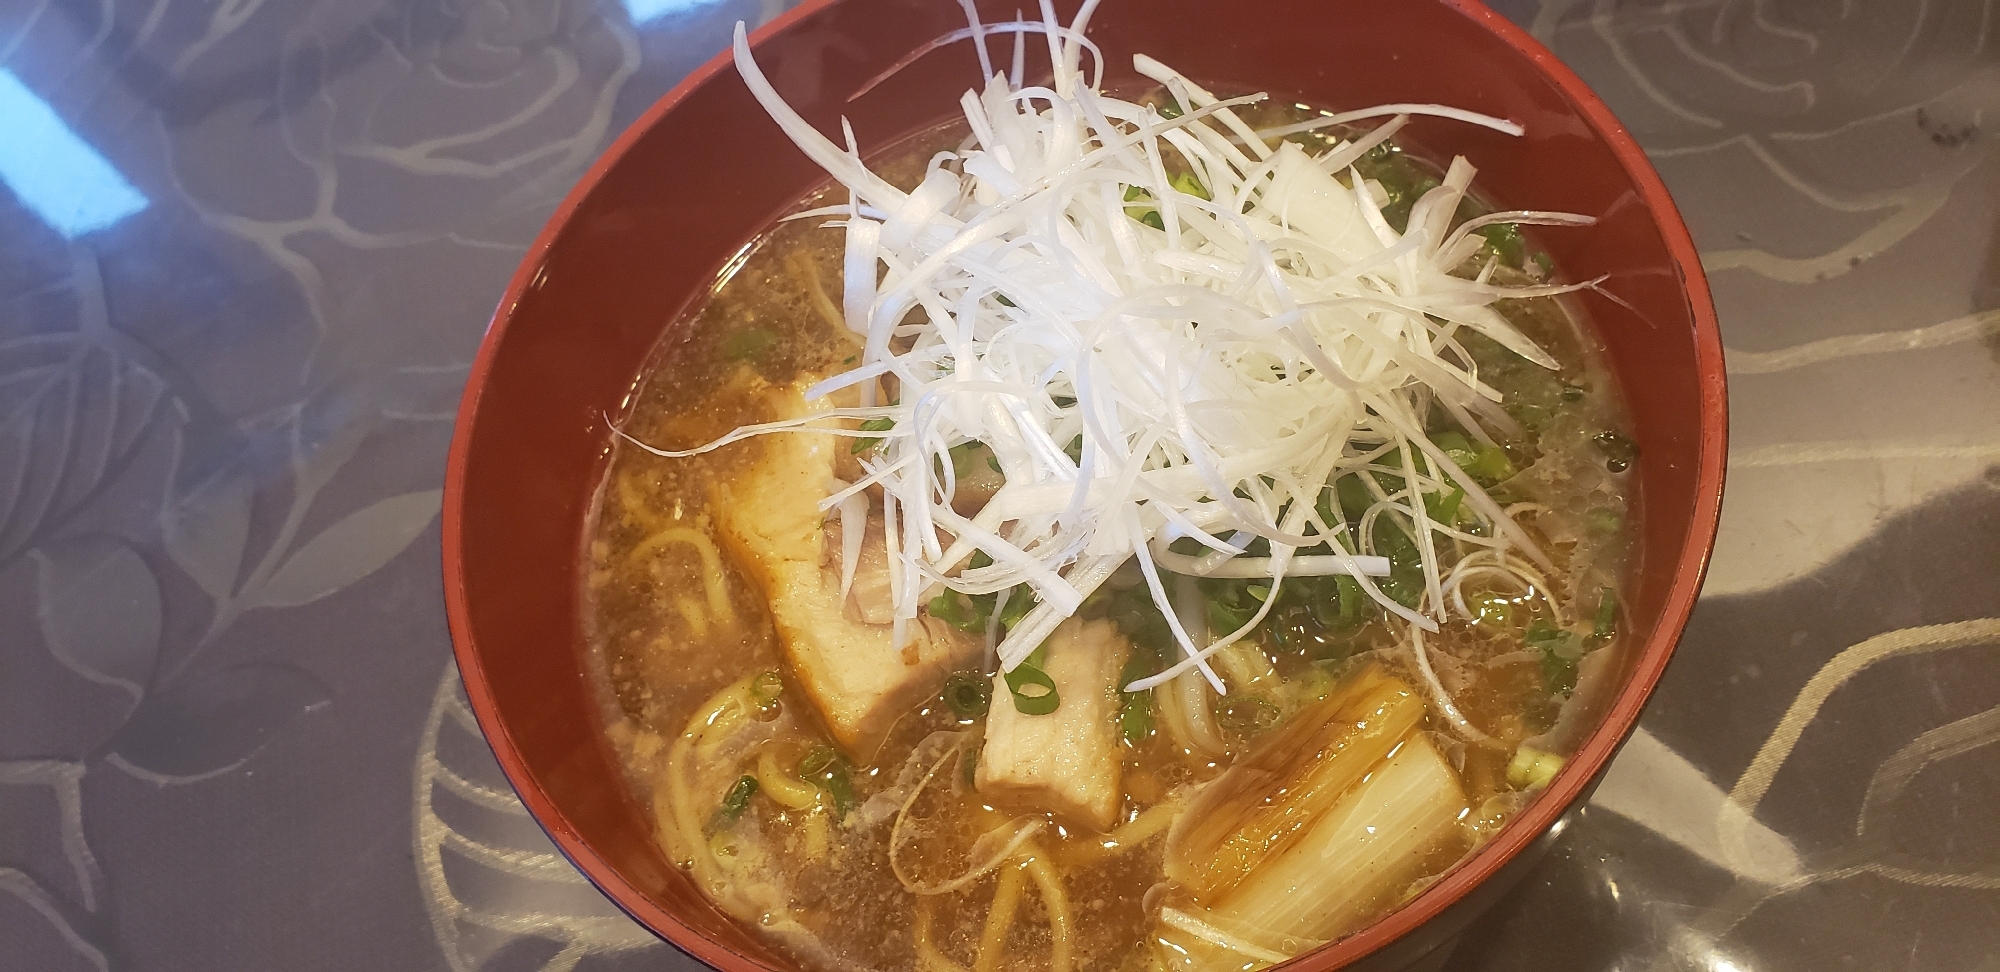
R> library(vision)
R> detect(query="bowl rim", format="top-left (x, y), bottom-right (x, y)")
top-left (441, 0), bottom-right (1729, 968)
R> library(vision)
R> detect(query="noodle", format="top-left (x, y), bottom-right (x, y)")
top-left (758, 750), bottom-right (822, 810)
top-left (1021, 847), bottom-right (1073, 972)
top-left (916, 902), bottom-right (971, 972)
top-left (1157, 906), bottom-right (1293, 965)
top-left (802, 808), bottom-right (831, 863)
top-left (891, 742), bottom-right (1049, 896)
top-left (972, 864), bottom-right (1025, 972)
top-left (1056, 793), bottom-right (1186, 868)
top-left (628, 526), bottom-right (736, 624)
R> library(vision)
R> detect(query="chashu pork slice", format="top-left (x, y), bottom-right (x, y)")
top-left (712, 382), bottom-right (977, 760)
top-left (977, 618), bottom-right (1130, 832)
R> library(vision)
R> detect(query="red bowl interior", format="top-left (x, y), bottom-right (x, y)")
top-left (443, 1), bottom-right (1726, 969)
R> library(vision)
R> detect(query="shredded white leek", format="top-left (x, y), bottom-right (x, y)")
top-left (677, 5), bottom-right (1599, 702)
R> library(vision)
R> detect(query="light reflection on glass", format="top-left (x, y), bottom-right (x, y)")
top-left (0, 70), bottom-right (148, 238)
top-left (623, 0), bottom-right (726, 26)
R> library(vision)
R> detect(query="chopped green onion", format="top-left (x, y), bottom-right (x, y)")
top-left (749, 670), bottom-right (784, 707)
top-left (1372, 521), bottom-right (1425, 609)
top-left (1118, 652), bottom-right (1156, 743)
top-left (1380, 174), bottom-right (1438, 233)
top-left (1424, 485), bottom-right (1464, 526)
top-left (1433, 431), bottom-right (1481, 472)
top-left (1506, 746), bottom-right (1564, 789)
top-left (1301, 574), bottom-right (1368, 632)
top-left (1124, 184), bottom-right (1166, 229)
top-left (929, 590), bottom-right (990, 632)
top-left (1585, 506), bottom-right (1624, 536)
top-left (1525, 621), bottom-right (1584, 694)
top-left (714, 775), bottom-right (759, 827)
top-left (797, 746), bottom-right (839, 778)
top-left (1206, 582), bottom-right (1258, 634)
top-left (943, 671), bottom-right (992, 717)
top-left (822, 773), bottom-right (857, 821)
top-left (1169, 170), bottom-right (1211, 201)
top-left (722, 328), bottom-right (775, 362)
top-left (1471, 444), bottom-right (1517, 483)
top-left (1005, 665), bottom-right (1059, 715)
top-left (1107, 586), bottom-right (1174, 653)
top-left (1004, 645), bottom-right (1060, 715)
top-left (1333, 574), bottom-right (1365, 627)
top-left (1593, 588), bottom-right (1617, 641)
top-left (1200, 596), bottom-right (1248, 636)
top-left (949, 440), bottom-right (987, 478)
top-left (1335, 472), bottom-right (1375, 520)
top-left (1432, 431), bottom-right (1514, 485)
top-left (996, 588), bottom-right (1035, 630)
top-left (852, 416), bottom-right (896, 454)
top-left (1313, 484), bottom-right (1339, 534)
top-left (1476, 221), bottom-right (1524, 265)
top-left (798, 747), bottom-right (858, 822)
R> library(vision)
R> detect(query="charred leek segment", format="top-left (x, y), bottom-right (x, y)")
top-left (1165, 663), bottom-right (1425, 899)
top-left (1158, 666), bottom-right (1469, 967)
top-left (633, 5), bottom-right (1599, 719)
top-left (1159, 734), bottom-right (1469, 967)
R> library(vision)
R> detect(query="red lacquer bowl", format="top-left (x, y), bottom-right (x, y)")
top-left (442, 1), bottom-right (1727, 969)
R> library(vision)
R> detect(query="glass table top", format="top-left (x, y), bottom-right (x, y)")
top-left (2, 0), bottom-right (1995, 969)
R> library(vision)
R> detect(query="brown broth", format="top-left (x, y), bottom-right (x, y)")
top-left (585, 107), bottom-right (1634, 972)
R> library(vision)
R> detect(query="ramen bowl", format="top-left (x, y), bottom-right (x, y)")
top-left (442, 0), bottom-right (1726, 968)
